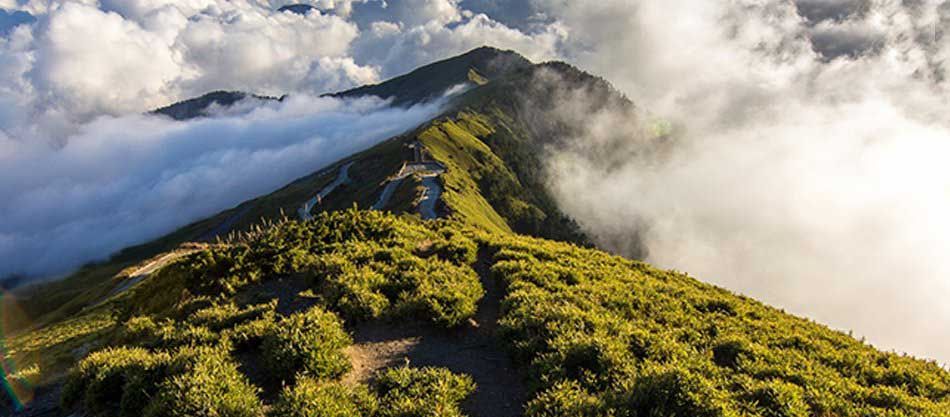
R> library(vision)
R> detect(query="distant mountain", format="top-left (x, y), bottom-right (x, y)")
top-left (11, 46), bottom-right (950, 417)
top-left (151, 90), bottom-right (281, 121)
top-left (328, 46), bottom-right (533, 106)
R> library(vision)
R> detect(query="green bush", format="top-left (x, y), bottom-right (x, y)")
top-left (184, 247), bottom-right (263, 296)
top-left (306, 253), bottom-right (356, 288)
top-left (712, 336), bottom-right (753, 369)
top-left (116, 315), bottom-right (164, 346)
top-left (261, 306), bottom-right (352, 383)
top-left (62, 210), bottom-right (950, 417)
top-left (374, 367), bottom-right (476, 417)
top-left (612, 363), bottom-right (733, 417)
top-left (428, 229), bottom-right (478, 265)
top-left (533, 330), bottom-right (635, 391)
top-left (525, 381), bottom-right (605, 417)
top-left (322, 266), bottom-right (390, 321)
top-left (145, 346), bottom-right (263, 417)
top-left (271, 378), bottom-right (378, 417)
top-left (117, 317), bottom-right (219, 349)
top-left (485, 231), bottom-right (950, 417)
top-left (225, 314), bottom-right (277, 348)
top-left (744, 379), bottom-right (809, 417)
top-left (189, 301), bottom-right (276, 331)
top-left (62, 347), bottom-right (170, 416)
top-left (306, 234), bottom-right (482, 328)
top-left (393, 259), bottom-right (483, 327)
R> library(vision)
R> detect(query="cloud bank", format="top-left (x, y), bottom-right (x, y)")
top-left (0, 0), bottom-right (563, 277)
top-left (0, 95), bottom-right (443, 279)
top-left (535, 0), bottom-right (950, 364)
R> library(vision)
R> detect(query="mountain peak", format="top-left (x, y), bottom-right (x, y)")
top-left (151, 90), bottom-right (281, 121)
top-left (329, 46), bottom-right (532, 106)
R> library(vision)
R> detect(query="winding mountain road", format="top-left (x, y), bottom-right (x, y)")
top-left (371, 161), bottom-right (446, 215)
top-left (298, 162), bottom-right (354, 221)
top-left (418, 176), bottom-right (443, 220)
top-left (371, 177), bottom-right (405, 210)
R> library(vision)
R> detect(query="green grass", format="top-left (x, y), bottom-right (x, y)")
top-left (48, 211), bottom-right (488, 416)
top-left (261, 305), bottom-right (352, 383)
top-left (418, 117), bottom-right (512, 233)
top-left (480, 231), bottom-right (950, 417)
top-left (272, 379), bottom-right (378, 417)
top-left (374, 366), bottom-right (476, 417)
top-left (414, 110), bottom-right (589, 244)
top-left (11, 210), bottom-right (950, 417)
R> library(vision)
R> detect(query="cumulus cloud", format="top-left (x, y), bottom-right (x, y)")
top-left (533, 0), bottom-right (950, 363)
top-left (0, 94), bottom-right (444, 279)
top-left (0, 0), bottom-right (564, 140)
top-left (352, 11), bottom-right (564, 76)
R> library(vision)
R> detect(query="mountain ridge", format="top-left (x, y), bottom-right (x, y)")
top-left (7, 47), bottom-right (949, 417)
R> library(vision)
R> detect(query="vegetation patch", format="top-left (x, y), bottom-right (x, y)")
top-left (374, 366), bottom-right (476, 417)
top-left (482, 231), bottom-right (950, 417)
top-left (272, 379), bottom-right (378, 417)
top-left (261, 305), bottom-right (352, 383)
top-left (18, 210), bottom-right (950, 417)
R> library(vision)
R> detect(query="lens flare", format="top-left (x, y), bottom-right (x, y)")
top-left (0, 291), bottom-right (35, 411)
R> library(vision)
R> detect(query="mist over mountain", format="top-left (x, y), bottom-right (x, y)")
top-left (1, 94), bottom-right (446, 279)
top-left (1, 3), bottom-right (950, 416)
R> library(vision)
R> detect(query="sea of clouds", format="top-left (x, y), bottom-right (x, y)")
top-left (0, 0), bottom-right (947, 363)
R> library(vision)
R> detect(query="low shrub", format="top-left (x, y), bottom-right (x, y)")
top-left (611, 363), bottom-right (733, 417)
top-left (225, 314), bottom-right (277, 349)
top-left (525, 381), bottom-right (605, 417)
top-left (307, 239), bottom-right (482, 328)
top-left (533, 330), bottom-right (635, 391)
top-left (322, 266), bottom-right (390, 321)
top-left (374, 367), bottom-right (476, 417)
top-left (261, 306), bottom-right (352, 383)
top-left (271, 378), bottom-right (378, 417)
top-left (428, 229), bottom-right (478, 265)
top-left (62, 347), bottom-right (170, 417)
top-left (712, 336), bottom-right (753, 369)
top-left (744, 379), bottom-right (809, 417)
top-left (189, 301), bottom-right (277, 331)
top-left (393, 259), bottom-right (483, 328)
top-left (117, 317), bottom-right (219, 349)
top-left (145, 346), bottom-right (264, 417)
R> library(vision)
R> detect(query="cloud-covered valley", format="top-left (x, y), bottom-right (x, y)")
top-left (0, 94), bottom-right (443, 279)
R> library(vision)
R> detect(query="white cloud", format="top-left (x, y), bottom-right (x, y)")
top-left (534, 0), bottom-right (950, 363)
top-left (31, 3), bottom-right (185, 119)
top-left (0, 0), bottom-right (379, 134)
top-left (173, 5), bottom-right (366, 95)
top-left (353, 12), bottom-right (564, 77)
top-left (0, 94), bottom-right (444, 279)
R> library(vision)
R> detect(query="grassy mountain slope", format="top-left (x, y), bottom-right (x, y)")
top-left (15, 210), bottom-right (949, 417)
top-left (6, 47), bottom-right (950, 417)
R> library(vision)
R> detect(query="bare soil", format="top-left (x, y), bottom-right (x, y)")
top-left (344, 248), bottom-right (527, 417)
